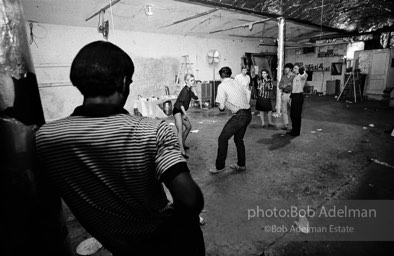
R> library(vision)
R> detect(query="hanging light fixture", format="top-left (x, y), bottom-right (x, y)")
top-left (145, 5), bottom-right (153, 16)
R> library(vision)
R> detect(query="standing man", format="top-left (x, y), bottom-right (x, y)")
top-left (35, 41), bottom-right (205, 256)
top-left (209, 67), bottom-right (252, 174)
top-left (288, 62), bottom-right (308, 137)
top-left (278, 63), bottom-right (295, 131)
top-left (234, 65), bottom-right (251, 90)
top-left (249, 67), bottom-right (259, 99)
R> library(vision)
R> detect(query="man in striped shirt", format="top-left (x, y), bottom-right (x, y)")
top-left (35, 41), bottom-right (205, 256)
top-left (209, 67), bottom-right (252, 174)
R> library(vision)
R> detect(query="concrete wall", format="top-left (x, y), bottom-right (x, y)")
top-left (29, 23), bottom-right (274, 121)
top-left (387, 49), bottom-right (394, 91)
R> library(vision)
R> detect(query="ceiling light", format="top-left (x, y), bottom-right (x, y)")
top-left (145, 5), bottom-right (153, 16)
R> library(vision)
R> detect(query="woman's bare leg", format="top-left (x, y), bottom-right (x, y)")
top-left (174, 113), bottom-right (185, 155)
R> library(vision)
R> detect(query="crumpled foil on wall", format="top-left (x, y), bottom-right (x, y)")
top-left (0, 0), bottom-right (34, 80)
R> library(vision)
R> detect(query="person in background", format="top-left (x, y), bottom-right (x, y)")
top-left (255, 69), bottom-right (274, 128)
top-left (173, 73), bottom-right (198, 159)
top-left (278, 63), bottom-right (295, 131)
top-left (288, 62), bottom-right (308, 137)
top-left (234, 65), bottom-right (251, 91)
top-left (35, 41), bottom-right (205, 256)
top-left (195, 80), bottom-right (203, 109)
top-left (249, 67), bottom-right (259, 99)
top-left (209, 66), bottom-right (252, 174)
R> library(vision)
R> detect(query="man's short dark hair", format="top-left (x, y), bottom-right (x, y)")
top-left (284, 63), bottom-right (294, 69)
top-left (219, 66), bottom-right (232, 79)
top-left (70, 41), bottom-right (134, 97)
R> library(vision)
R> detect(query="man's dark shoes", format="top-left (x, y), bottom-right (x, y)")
top-left (286, 131), bottom-right (299, 137)
top-left (230, 164), bottom-right (246, 172)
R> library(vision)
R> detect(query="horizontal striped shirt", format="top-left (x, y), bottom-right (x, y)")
top-left (35, 105), bottom-right (187, 254)
top-left (215, 78), bottom-right (250, 113)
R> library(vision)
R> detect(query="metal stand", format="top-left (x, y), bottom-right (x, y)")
top-left (337, 70), bottom-right (363, 103)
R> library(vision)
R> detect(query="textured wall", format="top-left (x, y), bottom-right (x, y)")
top-left (27, 23), bottom-right (272, 121)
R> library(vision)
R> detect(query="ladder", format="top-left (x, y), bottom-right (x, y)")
top-left (176, 55), bottom-right (193, 86)
top-left (337, 70), bottom-right (363, 103)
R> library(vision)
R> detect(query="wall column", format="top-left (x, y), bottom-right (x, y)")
top-left (275, 17), bottom-right (285, 115)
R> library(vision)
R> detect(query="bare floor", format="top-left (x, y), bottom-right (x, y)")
top-left (65, 95), bottom-right (394, 256)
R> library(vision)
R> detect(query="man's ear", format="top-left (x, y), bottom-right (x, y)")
top-left (120, 76), bottom-right (131, 100)
top-left (122, 76), bottom-right (132, 91)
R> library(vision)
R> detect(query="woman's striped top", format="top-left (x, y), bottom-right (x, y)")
top-left (258, 78), bottom-right (273, 99)
top-left (35, 105), bottom-right (187, 254)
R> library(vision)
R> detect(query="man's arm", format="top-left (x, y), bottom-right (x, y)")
top-left (217, 102), bottom-right (225, 111)
top-left (215, 85), bottom-right (226, 111)
top-left (278, 77), bottom-right (285, 89)
top-left (164, 171), bottom-right (204, 215)
top-left (155, 122), bottom-right (204, 215)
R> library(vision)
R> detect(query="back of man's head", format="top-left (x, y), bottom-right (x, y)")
top-left (70, 41), bottom-right (134, 97)
top-left (219, 66), bottom-right (232, 79)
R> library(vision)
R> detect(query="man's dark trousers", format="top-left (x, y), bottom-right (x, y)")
top-left (216, 109), bottom-right (252, 170)
top-left (290, 93), bottom-right (304, 136)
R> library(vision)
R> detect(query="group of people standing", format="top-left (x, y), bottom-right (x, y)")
top-left (234, 62), bottom-right (308, 136)
top-left (206, 62), bottom-right (308, 174)
top-left (278, 62), bottom-right (308, 136)
top-left (173, 62), bottom-right (308, 175)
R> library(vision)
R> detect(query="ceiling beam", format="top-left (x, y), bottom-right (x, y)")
top-left (175, 0), bottom-right (347, 33)
top-left (209, 18), bottom-right (271, 34)
top-left (161, 8), bottom-right (219, 28)
top-left (85, 0), bottom-right (121, 22)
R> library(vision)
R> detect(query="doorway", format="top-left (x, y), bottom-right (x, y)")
top-left (244, 52), bottom-right (278, 81)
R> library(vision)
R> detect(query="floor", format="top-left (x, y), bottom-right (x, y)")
top-left (65, 94), bottom-right (394, 256)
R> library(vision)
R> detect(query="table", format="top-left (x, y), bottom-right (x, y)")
top-left (133, 97), bottom-right (176, 118)
top-left (133, 99), bottom-right (167, 118)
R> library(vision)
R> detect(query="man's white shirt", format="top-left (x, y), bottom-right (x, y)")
top-left (234, 73), bottom-right (251, 90)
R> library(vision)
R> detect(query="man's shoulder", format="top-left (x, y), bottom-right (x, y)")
top-left (38, 116), bottom-right (74, 130)
top-left (39, 114), bottom-right (159, 130)
top-left (234, 74), bottom-right (243, 79)
top-left (221, 78), bottom-right (238, 87)
top-left (289, 72), bottom-right (296, 78)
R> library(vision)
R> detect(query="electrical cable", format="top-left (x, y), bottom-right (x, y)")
top-left (109, 0), bottom-right (115, 40)
top-left (29, 22), bottom-right (38, 47)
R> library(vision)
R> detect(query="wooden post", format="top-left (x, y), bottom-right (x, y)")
top-left (275, 17), bottom-right (285, 115)
top-left (0, 1), bottom-right (72, 255)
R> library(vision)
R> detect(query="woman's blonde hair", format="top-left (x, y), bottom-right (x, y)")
top-left (184, 73), bottom-right (195, 83)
